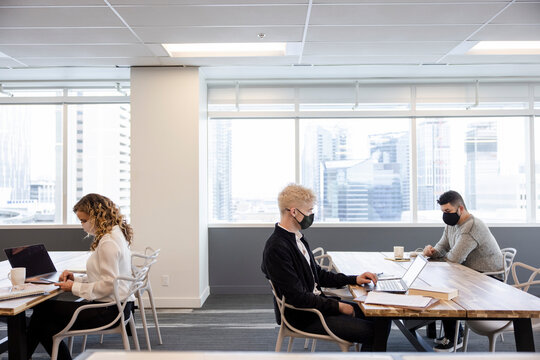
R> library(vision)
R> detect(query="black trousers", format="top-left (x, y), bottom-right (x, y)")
top-left (288, 300), bottom-right (391, 351)
top-left (27, 293), bottom-right (133, 360)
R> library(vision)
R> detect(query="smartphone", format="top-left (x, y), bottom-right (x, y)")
top-left (39, 277), bottom-right (56, 284)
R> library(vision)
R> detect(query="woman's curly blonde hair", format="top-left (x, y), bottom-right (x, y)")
top-left (73, 193), bottom-right (133, 251)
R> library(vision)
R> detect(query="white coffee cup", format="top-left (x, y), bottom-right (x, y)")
top-left (8, 267), bottom-right (26, 286)
top-left (394, 246), bottom-right (404, 259)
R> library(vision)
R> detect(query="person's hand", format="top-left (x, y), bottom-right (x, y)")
top-left (423, 245), bottom-right (436, 257)
top-left (59, 270), bottom-right (74, 282)
top-left (356, 272), bottom-right (377, 286)
top-left (54, 280), bottom-right (74, 292)
top-left (338, 302), bottom-right (355, 316)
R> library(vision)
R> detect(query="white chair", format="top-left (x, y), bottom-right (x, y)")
top-left (51, 273), bottom-right (144, 360)
top-left (482, 248), bottom-right (517, 283)
top-left (130, 247), bottom-right (163, 350)
top-left (463, 261), bottom-right (540, 352)
top-left (269, 280), bottom-right (357, 352)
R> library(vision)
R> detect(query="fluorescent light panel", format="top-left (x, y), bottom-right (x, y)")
top-left (163, 43), bottom-right (288, 57)
top-left (467, 41), bottom-right (540, 55)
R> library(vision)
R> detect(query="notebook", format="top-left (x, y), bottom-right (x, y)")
top-left (0, 284), bottom-right (53, 301)
top-left (4, 244), bottom-right (58, 283)
top-left (369, 254), bottom-right (428, 293)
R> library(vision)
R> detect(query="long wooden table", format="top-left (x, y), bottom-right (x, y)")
top-left (328, 251), bottom-right (540, 352)
top-left (0, 251), bottom-right (89, 360)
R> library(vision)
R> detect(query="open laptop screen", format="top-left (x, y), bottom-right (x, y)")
top-left (402, 254), bottom-right (428, 288)
top-left (4, 244), bottom-right (57, 278)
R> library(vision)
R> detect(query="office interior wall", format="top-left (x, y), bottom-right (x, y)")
top-left (209, 226), bottom-right (540, 297)
top-left (130, 66), bottom-right (209, 308)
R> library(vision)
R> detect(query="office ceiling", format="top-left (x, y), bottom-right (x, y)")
top-left (0, 0), bottom-right (539, 78)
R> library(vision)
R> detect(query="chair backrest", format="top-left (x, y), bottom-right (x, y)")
top-left (311, 247), bottom-right (335, 271)
top-left (511, 262), bottom-right (540, 293)
top-left (500, 248), bottom-right (517, 283)
top-left (131, 247), bottom-right (160, 287)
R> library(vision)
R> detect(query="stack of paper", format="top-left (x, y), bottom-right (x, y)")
top-left (0, 284), bottom-right (53, 301)
top-left (363, 291), bottom-right (433, 309)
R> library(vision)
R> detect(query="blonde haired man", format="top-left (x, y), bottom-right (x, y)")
top-left (262, 184), bottom-right (390, 351)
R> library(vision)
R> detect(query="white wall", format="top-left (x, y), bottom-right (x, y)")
top-left (131, 67), bottom-right (209, 308)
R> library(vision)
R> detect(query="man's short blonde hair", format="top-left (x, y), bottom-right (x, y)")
top-left (278, 183), bottom-right (316, 214)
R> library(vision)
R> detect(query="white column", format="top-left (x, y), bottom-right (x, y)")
top-left (130, 67), bottom-right (209, 308)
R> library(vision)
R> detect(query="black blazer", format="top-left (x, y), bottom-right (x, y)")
top-left (261, 224), bottom-right (357, 324)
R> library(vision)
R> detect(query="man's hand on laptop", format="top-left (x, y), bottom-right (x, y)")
top-left (356, 272), bottom-right (377, 286)
top-left (54, 280), bottom-right (73, 292)
top-left (59, 270), bottom-right (74, 282)
top-left (423, 245), bottom-right (436, 257)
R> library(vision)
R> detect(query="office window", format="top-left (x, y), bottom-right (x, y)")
top-left (300, 119), bottom-right (411, 222)
top-left (208, 119), bottom-right (295, 223)
top-left (417, 117), bottom-right (527, 223)
top-left (66, 104), bottom-right (131, 224)
top-left (0, 105), bottom-right (62, 224)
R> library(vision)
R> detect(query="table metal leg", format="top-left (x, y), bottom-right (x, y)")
top-left (7, 312), bottom-right (27, 360)
top-left (514, 318), bottom-right (535, 352)
top-left (394, 319), bottom-right (435, 352)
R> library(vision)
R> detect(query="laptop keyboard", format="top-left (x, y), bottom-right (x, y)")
top-left (378, 280), bottom-right (403, 291)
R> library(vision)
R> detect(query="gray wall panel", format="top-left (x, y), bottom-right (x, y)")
top-left (0, 228), bottom-right (91, 261)
top-left (209, 226), bottom-right (540, 296)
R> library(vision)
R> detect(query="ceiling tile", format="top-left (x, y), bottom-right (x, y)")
top-left (310, 3), bottom-right (508, 25)
top-left (111, 0), bottom-right (306, 3)
top-left (115, 5), bottom-right (307, 26)
top-left (0, 28), bottom-right (138, 44)
top-left (1, 0), bottom-right (102, 4)
top-left (492, 3), bottom-right (540, 24)
top-left (303, 42), bottom-right (459, 56)
top-left (0, 44), bottom-right (154, 58)
top-left (0, 7), bottom-right (123, 27)
top-left (17, 57), bottom-right (160, 66)
top-left (0, 58), bottom-right (27, 68)
top-left (315, 0), bottom-right (506, 2)
top-left (472, 25), bottom-right (540, 41)
top-left (307, 25), bottom-right (477, 42)
top-left (134, 26), bottom-right (304, 43)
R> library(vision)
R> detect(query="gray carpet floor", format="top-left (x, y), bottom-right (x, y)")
top-left (1, 294), bottom-right (539, 359)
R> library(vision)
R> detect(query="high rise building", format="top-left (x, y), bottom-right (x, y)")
top-left (209, 120), bottom-right (232, 221)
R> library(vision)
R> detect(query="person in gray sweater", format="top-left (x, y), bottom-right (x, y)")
top-left (423, 190), bottom-right (503, 352)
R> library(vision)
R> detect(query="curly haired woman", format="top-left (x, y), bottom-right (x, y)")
top-left (27, 193), bottom-right (134, 360)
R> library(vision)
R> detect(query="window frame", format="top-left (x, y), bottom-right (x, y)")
top-left (0, 84), bottom-right (130, 228)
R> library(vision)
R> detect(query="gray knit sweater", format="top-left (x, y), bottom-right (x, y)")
top-left (433, 214), bottom-right (503, 273)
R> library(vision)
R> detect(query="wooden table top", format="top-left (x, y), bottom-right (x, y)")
top-left (328, 251), bottom-right (540, 319)
top-left (0, 251), bottom-right (89, 316)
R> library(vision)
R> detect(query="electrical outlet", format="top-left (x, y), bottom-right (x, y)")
top-left (161, 275), bottom-right (169, 287)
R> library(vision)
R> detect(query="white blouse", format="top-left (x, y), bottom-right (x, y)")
top-left (72, 225), bottom-right (134, 302)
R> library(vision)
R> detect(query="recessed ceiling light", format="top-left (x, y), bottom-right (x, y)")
top-left (467, 41), bottom-right (540, 55)
top-left (162, 42), bottom-right (289, 57)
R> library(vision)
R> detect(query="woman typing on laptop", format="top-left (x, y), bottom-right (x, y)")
top-left (26, 193), bottom-right (134, 360)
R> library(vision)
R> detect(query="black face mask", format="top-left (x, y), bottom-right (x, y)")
top-left (294, 209), bottom-right (314, 230)
top-left (442, 211), bottom-right (460, 226)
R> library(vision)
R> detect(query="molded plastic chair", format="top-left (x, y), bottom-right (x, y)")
top-left (269, 280), bottom-right (357, 352)
top-left (482, 248), bottom-right (517, 283)
top-left (51, 273), bottom-right (144, 360)
top-left (463, 261), bottom-right (540, 352)
top-left (131, 247), bottom-right (162, 350)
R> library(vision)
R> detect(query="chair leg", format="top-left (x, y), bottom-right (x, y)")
top-left (303, 338), bottom-right (309, 349)
top-left (100, 334), bottom-right (104, 344)
top-left (453, 320), bottom-right (460, 352)
top-left (129, 316), bottom-right (140, 351)
top-left (51, 337), bottom-right (63, 360)
top-left (310, 339), bottom-right (317, 352)
top-left (81, 335), bottom-right (87, 352)
top-left (463, 323), bottom-right (470, 352)
top-left (488, 334), bottom-right (498, 352)
top-left (147, 286), bottom-right (163, 345)
top-left (275, 327), bottom-right (285, 352)
top-left (287, 337), bottom-right (294, 352)
top-left (355, 343), bottom-right (360, 352)
top-left (338, 343), bottom-right (349, 352)
top-left (137, 291), bottom-right (152, 350)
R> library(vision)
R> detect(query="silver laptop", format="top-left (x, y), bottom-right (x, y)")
top-left (4, 244), bottom-right (58, 283)
top-left (372, 254), bottom-right (428, 293)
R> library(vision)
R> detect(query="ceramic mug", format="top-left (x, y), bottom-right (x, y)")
top-left (7, 267), bottom-right (26, 286)
top-left (393, 246), bottom-right (404, 259)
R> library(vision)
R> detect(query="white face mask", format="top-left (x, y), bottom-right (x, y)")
top-left (81, 219), bottom-right (96, 235)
